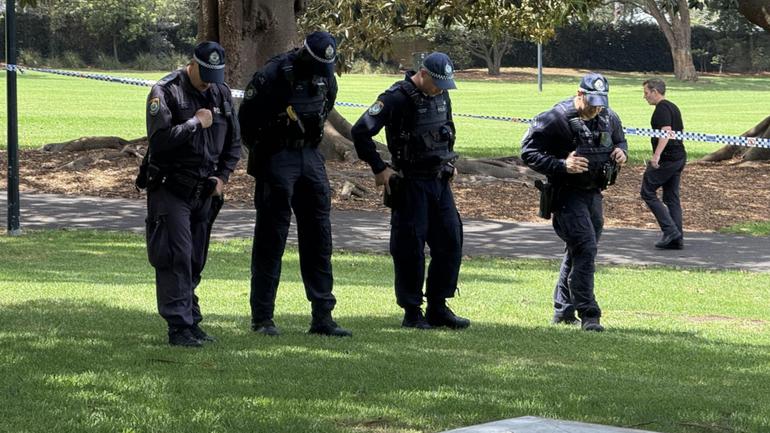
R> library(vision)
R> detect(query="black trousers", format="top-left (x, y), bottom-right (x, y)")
top-left (641, 157), bottom-right (686, 237)
top-left (250, 147), bottom-right (336, 322)
top-left (552, 188), bottom-right (603, 319)
top-left (390, 177), bottom-right (463, 308)
top-left (146, 186), bottom-right (214, 328)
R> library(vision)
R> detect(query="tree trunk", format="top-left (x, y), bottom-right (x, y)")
top-left (671, 46), bottom-right (697, 81)
top-left (701, 116), bottom-right (770, 163)
top-left (113, 35), bottom-right (119, 63)
top-left (643, 0), bottom-right (697, 82)
top-left (198, 0), bottom-right (306, 89)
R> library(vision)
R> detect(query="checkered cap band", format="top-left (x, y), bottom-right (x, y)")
top-left (193, 55), bottom-right (225, 70)
top-left (304, 39), bottom-right (336, 64)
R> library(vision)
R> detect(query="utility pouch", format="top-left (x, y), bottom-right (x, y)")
top-left (535, 179), bottom-right (555, 220)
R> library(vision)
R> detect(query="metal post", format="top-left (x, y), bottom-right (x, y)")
top-left (5, 0), bottom-right (22, 235)
top-left (537, 42), bottom-right (543, 93)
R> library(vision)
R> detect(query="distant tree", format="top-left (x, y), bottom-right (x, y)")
top-left (615, 0), bottom-right (700, 81)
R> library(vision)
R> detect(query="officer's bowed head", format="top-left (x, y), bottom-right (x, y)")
top-left (578, 72), bottom-right (609, 107)
top-left (421, 52), bottom-right (457, 90)
top-left (302, 31), bottom-right (337, 75)
top-left (193, 41), bottom-right (226, 84)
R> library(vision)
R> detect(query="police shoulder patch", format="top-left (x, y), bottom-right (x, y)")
top-left (368, 100), bottom-right (384, 116)
top-left (148, 97), bottom-right (160, 116)
top-left (245, 84), bottom-right (257, 100)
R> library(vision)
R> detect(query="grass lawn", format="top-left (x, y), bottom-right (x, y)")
top-left (2, 69), bottom-right (770, 162)
top-left (1, 230), bottom-right (769, 433)
top-left (720, 221), bottom-right (770, 237)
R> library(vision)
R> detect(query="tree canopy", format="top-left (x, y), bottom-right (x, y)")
top-left (299, 0), bottom-right (599, 71)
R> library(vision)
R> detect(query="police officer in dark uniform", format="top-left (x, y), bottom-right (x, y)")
top-left (141, 41), bottom-right (241, 347)
top-left (351, 52), bottom-right (470, 330)
top-left (239, 31), bottom-right (351, 337)
top-left (521, 72), bottom-right (627, 332)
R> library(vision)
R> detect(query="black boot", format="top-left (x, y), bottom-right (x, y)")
top-left (426, 300), bottom-right (470, 329)
top-left (190, 324), bottom-right (216, 342)
top-left (168, 326), bottom-right (203, 348)
top-left (402, 307), bottom-right (432, 329)
top-left (551, 312), bottom-right (580, 325)
top-left (251, 318), bottom-right (280, 336)
top-left (581, 317), bottom-right (605, 332)
top-left (309, 310), bottom-right (352, 337)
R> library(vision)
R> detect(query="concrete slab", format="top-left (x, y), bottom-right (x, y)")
top-left (441, 416), bottom-right (660, 433)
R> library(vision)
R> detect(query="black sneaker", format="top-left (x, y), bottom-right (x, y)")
top-left (551, 313), bottom-right (580, 325)
top-left (581, 317), bottom-right (605, 332)
top-left (190, 324), bottom-right (216, 342)
top-left (308, 317), bottom-right (352, 337)
top-left (426, 304), bottom-right (470, 329)
top-left (402, 308), bottom-right (432, 329)
top-left (168, 327), bottom-right (203, 348)
top-left (251, 319), bottom-right (280, 336)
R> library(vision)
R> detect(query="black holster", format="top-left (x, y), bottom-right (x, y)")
top-left (535, 179), bottom-right (556, 220)
top-left (383, 173), bottom-right (403, 209)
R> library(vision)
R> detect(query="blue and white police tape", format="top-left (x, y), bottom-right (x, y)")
top-left (8, 65), bottom-right (770, 150)
top-left (5, 63), bottom-right (22, 73)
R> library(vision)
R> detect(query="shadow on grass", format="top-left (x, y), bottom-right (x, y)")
top-left (1, 299), bottom-right (769, 433)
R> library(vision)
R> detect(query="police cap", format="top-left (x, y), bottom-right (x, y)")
top-left (579, 72), bottom-right (609, 107)
top-left (421, 52), bottom-right (457, 90)
top-left (194, 41), bottom-right (226, 84)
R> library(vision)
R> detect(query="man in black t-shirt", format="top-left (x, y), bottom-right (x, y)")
top-left (642, 78), bottom-right (686, 249)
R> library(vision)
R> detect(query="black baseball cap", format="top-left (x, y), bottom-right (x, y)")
top-left (194, 41), bottom-right (226, 84)
top-left (421, 52), bottom-right (457, 90)
top-left (579, 72), bottom-right (609, 107)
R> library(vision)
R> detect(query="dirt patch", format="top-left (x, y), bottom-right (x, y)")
top-left (1, 148), bottom-right (768, 232)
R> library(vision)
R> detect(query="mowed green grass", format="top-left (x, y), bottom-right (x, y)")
top-left (2, 69), bottom-right (770, 162)
top-left (1, 230), bottom-right (769, 433)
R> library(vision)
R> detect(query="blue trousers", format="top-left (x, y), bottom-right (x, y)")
top-left (552, 188), bottom-right (603, 319)
top-left (390, 177), bottom-right (463, 308)
top-left (146, 186), bottom-right (213, 328)
top-left (250, 147), bottom-right (336, 322)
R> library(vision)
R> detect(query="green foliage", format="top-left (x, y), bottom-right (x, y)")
top-left (1, 230), bottom-right (770, 433)
top-left (49, 50), bottom-right (86, 69)
top-left (299, 0), bottom-right (600, 71)
top-left (5, 0), bottom-right (197, 66)
top-left (18, 48), bottom-right (44, 66)
top-left (93, 52), bottom-right (124, 70)
top-left (132, 52), bottom-right (189, 71)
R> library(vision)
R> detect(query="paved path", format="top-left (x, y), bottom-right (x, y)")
top-left (2, 192), bottom-right (769, 271)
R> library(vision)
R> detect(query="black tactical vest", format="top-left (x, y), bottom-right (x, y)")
top-left (387, 80), bottom-right (456, 172)
top-left (282, 64), bottom-right (329, 143)
top-left (566, 111), bottom-right (617, 190)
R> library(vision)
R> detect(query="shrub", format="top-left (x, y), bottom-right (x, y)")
top-left (18, 49), bottom-right (44, 67)
top-left (50, 51), bottom-right (86, 69)
top-left (133, 52), bottom-right (189, 71)
top-left (93, 53), bottom-right (124, 70)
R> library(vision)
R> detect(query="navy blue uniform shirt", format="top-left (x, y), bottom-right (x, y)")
top-left (146, 68), bottom-right (241, 182)
top-left (521, 98), bottom-right (627, 180)
top-left (351, 71), bottom-right (455, 174)
top-left (239, 49), bottom-right (338, 148)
